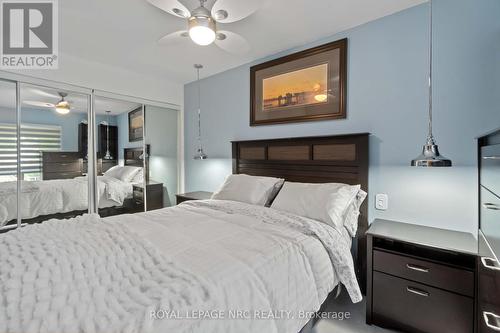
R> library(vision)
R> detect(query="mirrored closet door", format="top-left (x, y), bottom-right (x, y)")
top-left (19, 83), bottom-right (91, 225)
top-left (0, 79), bottom-right (18, 230)
top-left (93, 95), bottom-right (145, 216)
top-left (144, 105), bottom-right (178, 208)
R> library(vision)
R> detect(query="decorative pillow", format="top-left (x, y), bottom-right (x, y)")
top-left (271, 181), bottom-right (361, 228)
top-left (342, 189), bottom-right (367, 237)
top-left (104, 166), bottom-right (141, 183)
top-left (211, 174), bottom-right (285, 206)
top-left (265, 179), bottom-right (285, 207)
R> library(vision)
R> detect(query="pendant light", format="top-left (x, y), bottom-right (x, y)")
top-left (193, 64), bottom-right (208, 160)
top-left (411, 0), bottom-right (452, 167)
top-left (103, 110), bottom-right (114, 160)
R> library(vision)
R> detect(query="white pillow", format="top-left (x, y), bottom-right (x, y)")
top-left (271, 181), bottom-right (361, 228)
top-left (103, 165), bottom-right (121, 179)
top-left (211, 174), bottom-right (284, 206)
top-left (104, 166), bottom-right (141, 183)
top-left (130, 168), bottom-right (144, 184)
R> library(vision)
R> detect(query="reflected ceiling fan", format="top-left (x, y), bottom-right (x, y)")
top-left (24, 92), bottom-right (72, 115)
top-left (147, 0), bottom-right (265, 54)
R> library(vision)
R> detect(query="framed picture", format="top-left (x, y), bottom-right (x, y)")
top-left (250, 38), bottom-right (347, 126)
top-left (128, 107), bottom-right (143, 142)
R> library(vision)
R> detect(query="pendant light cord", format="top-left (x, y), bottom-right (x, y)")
top-left (107, 111), bottom-right (110, 153)
top-left (427, 0), bottom-right (434, 145)
top-left (196, 66), bottom-right (202, 151)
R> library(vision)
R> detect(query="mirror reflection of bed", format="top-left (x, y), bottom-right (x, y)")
top-left (0, 84), bottom-right (178, 229)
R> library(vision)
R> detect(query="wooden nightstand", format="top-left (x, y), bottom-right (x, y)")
top-left (176, 191), bottom-right (213, 205)
top-left (133, 181), bottom-right (164, 211)
top-left (366, 219), bottom-right (477, 333)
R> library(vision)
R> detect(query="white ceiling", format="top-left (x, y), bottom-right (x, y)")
top-left (59, 0), bottom-right (426, 84)
top-left (0, 82), bottom-right (140, 115)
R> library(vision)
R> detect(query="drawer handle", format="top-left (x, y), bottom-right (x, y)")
top-left (483, 156), bottom-right (500, 160)
top-left (406, 286), bottom-right (429, 297)
top-left (481, 257), bottom-right (500, 271)
top-left (483, 312), bottom-right (500, 331)
top-left (483, 203), bottom-right (500, 211)
top-left (406, 263), bottom-right (429, 273)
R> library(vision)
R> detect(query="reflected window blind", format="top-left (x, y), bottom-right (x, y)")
top-left (0, 123), bottom-right (62, 176)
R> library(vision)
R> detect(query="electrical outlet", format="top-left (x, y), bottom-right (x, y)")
top-left (375, 194), bottom-right (388, 210)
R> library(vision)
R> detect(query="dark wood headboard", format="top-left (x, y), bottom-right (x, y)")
top-left (124, 147), bottom-right (144, 167)
top-left (124, 145), bottom-right (150, 167)
top-left (231, 133), bottom-right (369, 292)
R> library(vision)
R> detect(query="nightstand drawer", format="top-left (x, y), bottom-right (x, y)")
top-left (45, 161), bottom-right (81, 172)
top-left (373, 271), bottom-right (474, 333)
top-left (43, 171), bottom-right (81, 180)
top-left (373, 249), bottom-right (474, 297)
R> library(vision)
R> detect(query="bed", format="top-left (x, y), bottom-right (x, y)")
top-left (0, 176), bottom-right (134, 223)
top-left (0, 147), bottom-right (146, 227)
top-left (0, 134), bottom-right (369, 333)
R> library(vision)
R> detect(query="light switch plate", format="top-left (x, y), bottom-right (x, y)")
top-left (375, 194), bottom-right (388, 210)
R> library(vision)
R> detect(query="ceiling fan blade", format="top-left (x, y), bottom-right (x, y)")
top-left (158, 30), bottom-right (190, 45)
top-left (211, 0), bottom-right (265, 23)
top-left (146, 0), bottom-right (190, 18)
top-left (215, 30), bottom-right (250, 55)
top-left (23, 101), bottom-right (55, 108)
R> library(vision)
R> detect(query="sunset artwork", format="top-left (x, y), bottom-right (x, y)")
top-left (128, 107), bottom-right (143, 142)
top-left (262, 63), bottom-right (329, 111)
top-left (251, 39), bottom-right (346, 125)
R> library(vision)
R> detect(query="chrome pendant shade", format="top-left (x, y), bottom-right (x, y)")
top-left (411, 136), bottom-right (452, 167)
top-left (411, 0), bottom-right (451, 167)
top-left (193, 64), bottom-right (208, 160)
top-left (194, 147), bottom-right (208, 160)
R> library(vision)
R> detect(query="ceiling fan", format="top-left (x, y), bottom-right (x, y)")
top-left (24, 92), bottom-right (72, 115)
top-left (147, 0), bottom-right (265, 54)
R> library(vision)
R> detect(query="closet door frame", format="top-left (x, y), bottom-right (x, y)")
top-left (0, 74), bottom-right (100, 222)
top-left (0, 78), bottom-right (21, 229)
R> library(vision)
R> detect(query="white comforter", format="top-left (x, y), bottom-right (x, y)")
top-left (0, 176), bottom-right (133, 224)
top-left (0, 200), bottom-right (361, 333)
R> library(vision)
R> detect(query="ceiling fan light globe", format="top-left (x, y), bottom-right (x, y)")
top-left (55, 100), bottom-right (70, 114)
top-left (189, 26), bottom-right (216, 45)
top-left (55, 106), bottom-right (70, 115)
top-left (188, 15), bottom-right (216, 46)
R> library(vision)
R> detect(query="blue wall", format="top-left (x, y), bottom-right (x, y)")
top-left (184, 0), bottom-right (500, 234)
top-left (0, 107), bottom-right (117, 151)
top-left (145, 105), bottom-right (178, 207)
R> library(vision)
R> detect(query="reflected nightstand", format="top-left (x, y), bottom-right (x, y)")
top-left (176, 191), bottom-right (213, 205)
top-left (132, 181), bottom-right (163, 211)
